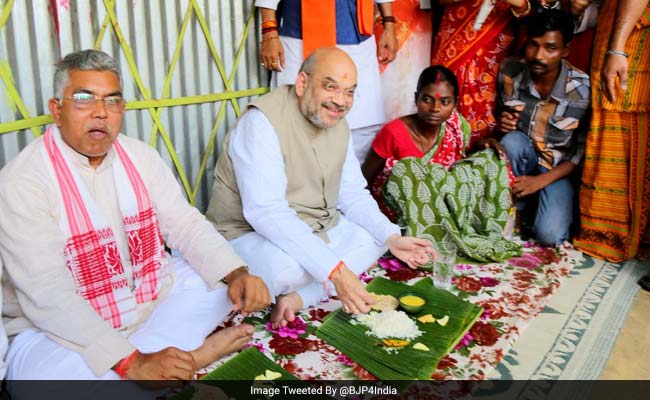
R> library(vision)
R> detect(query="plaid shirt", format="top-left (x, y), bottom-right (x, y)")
top-left (498, 57), bottom-right (591, 170)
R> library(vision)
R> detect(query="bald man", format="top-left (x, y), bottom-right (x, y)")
top-left (207, 48), bottom-right (434, 327)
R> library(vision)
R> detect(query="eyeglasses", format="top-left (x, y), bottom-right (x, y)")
top-left (60, 92), bottom-right (126, 112)
top-left (305, 73), bottom-right (356, 99)
top-left (318, 79), bottom-right (356, 99)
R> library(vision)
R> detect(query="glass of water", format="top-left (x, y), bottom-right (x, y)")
top-left (433, 241), bottom-right (456, 290)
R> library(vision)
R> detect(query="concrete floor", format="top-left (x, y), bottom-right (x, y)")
top-left (599, 288), bottom-right (650, 379)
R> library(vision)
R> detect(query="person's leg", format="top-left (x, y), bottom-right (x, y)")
top-left (500, 130), bottom-right (539, 177)
top-left (5, 330), bottom-right (159, 400)
top-left (3, 265), bottom-right (227, 380)
top-left (500, 131), bottom-right (541, 231)
top-left (229, 232), bottom-right (314, 300)
top-left (5, 330), bottom-right (118, 380)
top-left (6, 258), bottom-right (248, 388)
top-left (296, 215), bottom-right (387, 308)
top-left (129, 256), bottom-right (253, 369)
top-left (338, 37), bottom-right (386, 163)
top-left (533, 173), bottom-right (574, 246)
top-left (230, 232), bottom-right (316, 327)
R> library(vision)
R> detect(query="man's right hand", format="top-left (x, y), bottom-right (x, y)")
top-left (125, 348), bottom-right (197, 381)
top-left (497, 110), bottom-right (520, 133)
top-left (260, 33), bottom-right (285, 72)
top-left (329, 263), bottom-right (375, 315)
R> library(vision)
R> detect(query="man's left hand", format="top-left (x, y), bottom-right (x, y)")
top-left (511, 175), bottom-right (548, 198)
top-left (386, 234), bottom-right (436, 269)
top-left (377, 25), bottom-right (397, 64)
top-left (225, 267), bottom-right (271, 314)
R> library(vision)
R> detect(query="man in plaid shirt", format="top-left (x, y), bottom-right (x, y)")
top-left (497, 9), bottom-right (590, 246)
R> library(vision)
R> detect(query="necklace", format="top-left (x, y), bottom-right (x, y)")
top-left (408, 118), bottom-right (439, 154)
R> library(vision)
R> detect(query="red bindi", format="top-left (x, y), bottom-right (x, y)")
top-left (434, 92), bottom-right (441, 99)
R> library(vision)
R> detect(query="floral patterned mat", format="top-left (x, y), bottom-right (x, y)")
top-left (200, 241), bottom-right (581, 381)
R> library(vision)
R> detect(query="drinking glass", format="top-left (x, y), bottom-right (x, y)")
top-left (433, 241), bottom-right (456, 290)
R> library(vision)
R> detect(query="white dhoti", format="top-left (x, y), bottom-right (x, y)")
top-left (6, 257), bottom-right (232, 398)
top-left (230, 215), bottom-right (386, 308)
top-left (271, 36), bottom-right (386, 162)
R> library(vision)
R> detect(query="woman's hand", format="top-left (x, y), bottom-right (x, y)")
top-left (602, 52), bottom-right (629, 103)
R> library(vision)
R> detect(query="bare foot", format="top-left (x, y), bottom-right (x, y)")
top-left (191, 324), bottom-right (254, 369)
top-left (270, 292), bottom-right (303, 329)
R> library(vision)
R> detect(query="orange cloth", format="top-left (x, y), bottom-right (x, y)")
top-left (301, 0), bottom-right (375, 59)
top-left (431, 1), bottom-right (514, 142)
top-left (357, 0), bottom-right (375, 36)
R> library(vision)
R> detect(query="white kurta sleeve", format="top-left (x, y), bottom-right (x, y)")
top-left (255, 0), bottom-right (281, 9)
top-left (136, 142), bottom-right (245, 289)
top-left (337, 136), bottom-right (400, 244)
top-left (228, 109), bottom-right (342, 283)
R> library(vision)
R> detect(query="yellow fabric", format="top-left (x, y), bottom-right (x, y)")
top-left (575, 0), bottom-right (650, 261)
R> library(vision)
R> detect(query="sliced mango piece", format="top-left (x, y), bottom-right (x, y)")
top-left (417, 314), bottom-right (436, 323)
top-left (412, 342), bottom-right (430, 351)
top-left (436, 315), bottom-right (450, 326)
top-left (382, 339), bottom-right (410, 348)
top-left (254, 369), bottom-right (283, 380)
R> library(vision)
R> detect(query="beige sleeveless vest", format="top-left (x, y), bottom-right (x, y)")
top-left (206, 85), bottom-right (350, 242)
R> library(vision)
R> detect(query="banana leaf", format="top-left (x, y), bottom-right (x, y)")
top-left (199, 347), bottom-right (296, 380)
top-left (316, 277), bottom-right (483, 380)
top-left (172, 347), bottom-right (297, 400)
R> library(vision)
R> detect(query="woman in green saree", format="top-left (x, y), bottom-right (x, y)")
top-left (363, 65), bottom-right (521, 262)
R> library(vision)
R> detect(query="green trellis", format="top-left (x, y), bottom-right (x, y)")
top-left (0, 0), bottom-right (268, 206)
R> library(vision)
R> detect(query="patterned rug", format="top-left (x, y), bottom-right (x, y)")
top-left (200, 239), bottom-right (598, 382)
top-left (478, 257), bottom-right (650, 398)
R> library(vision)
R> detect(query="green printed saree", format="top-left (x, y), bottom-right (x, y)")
top-left (375, 112), bottom-right (521, 262)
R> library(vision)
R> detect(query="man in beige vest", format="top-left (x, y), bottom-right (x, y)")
top-left (207, 47), bottom-right (434, 327)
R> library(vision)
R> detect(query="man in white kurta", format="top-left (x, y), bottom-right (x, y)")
top-left (0, 50), bottom-right (270, 393)
top-left (207, 47), bottom-right (433, 326)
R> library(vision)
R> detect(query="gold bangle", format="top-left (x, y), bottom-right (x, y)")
top-left (511, 0), bottom-right (531, 18)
